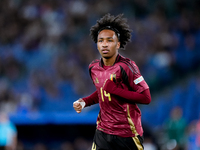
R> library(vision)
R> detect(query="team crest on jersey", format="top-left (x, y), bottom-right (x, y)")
top-left (110, 74), bottom-right (116, 82)
top-left (94, 77), bottom-right (99, 84)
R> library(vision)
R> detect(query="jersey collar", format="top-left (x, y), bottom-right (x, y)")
top-left (99, 54), bottom-right (121, 67)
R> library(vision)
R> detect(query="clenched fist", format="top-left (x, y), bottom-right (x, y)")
top-left (73, 98), bottom-right (85, 113)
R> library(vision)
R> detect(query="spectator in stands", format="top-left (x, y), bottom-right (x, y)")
top-left (33, 143), bottom-right (48, 150)
top-left (0, 80), bottom-right (17, 114)
top-left (186, 111), bottom-right (200, 149)
top-left (163, 106), bottom-right (187, 150)
top-left (60, 141), bottom-right (74, 150)
top-left (0, 112), bottom-right (17, 150)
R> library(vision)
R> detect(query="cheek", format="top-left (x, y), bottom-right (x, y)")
top-left (97, 44), bottom-right (100, 50)
top-left (97, 44), bottom-right (102, 53)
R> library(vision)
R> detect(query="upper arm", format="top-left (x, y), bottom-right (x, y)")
top-left (120, 61), bottom-right (149, 93)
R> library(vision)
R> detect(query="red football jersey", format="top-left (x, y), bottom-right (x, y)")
top-left (87, 54), bottom-right (149, 137)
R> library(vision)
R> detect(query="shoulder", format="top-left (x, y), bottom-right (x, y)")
top-left (89, 59), bottom-right (100, 70)
top-left (118, 56), bottom-right (140, 74)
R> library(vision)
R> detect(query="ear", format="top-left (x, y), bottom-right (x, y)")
top-left (117, 42), bottom-right (120, 49)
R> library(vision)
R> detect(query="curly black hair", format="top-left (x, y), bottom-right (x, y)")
top-left (90, 13), bottom-right (132, 49)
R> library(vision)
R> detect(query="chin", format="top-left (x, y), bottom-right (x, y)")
top-left (103, 57), bottom-right (110, 59)
top-left (102, 55), bottom-right (111, 59)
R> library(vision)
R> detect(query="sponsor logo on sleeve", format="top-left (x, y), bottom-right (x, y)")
top-left (134, 76), bottom-right (144, 84)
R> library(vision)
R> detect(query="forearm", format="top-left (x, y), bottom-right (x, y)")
top-left (114, 88), bottom-right (151, 104)
top-left (103, 80), bottom-right (151, 104)
top-left (82, 90), bottom-right (99, 107)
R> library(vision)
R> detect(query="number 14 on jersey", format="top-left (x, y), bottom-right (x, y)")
top-left (100, 87), bottom-right (111, 102)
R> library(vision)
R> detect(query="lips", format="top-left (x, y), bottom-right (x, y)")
top-left (102, 49), bottom-right (109, 54)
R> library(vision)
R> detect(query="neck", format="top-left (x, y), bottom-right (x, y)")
top-left (102, 53), bottom-right (118, 66)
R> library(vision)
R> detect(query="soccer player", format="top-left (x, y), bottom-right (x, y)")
top-left (73, 13), bottom-right (151, 150)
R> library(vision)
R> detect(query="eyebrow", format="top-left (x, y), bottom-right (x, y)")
top-left (98, 37), bottom-right (114, 39)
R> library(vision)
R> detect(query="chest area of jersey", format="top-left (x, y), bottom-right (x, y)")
top-left (91, 66), bottom-right (121, 88)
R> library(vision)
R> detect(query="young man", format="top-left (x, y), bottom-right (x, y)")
top-left (73, 13), bottom-right (151, 150)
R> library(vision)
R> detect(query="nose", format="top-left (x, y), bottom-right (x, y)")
top-left (102, 41), bottom-right (108, 47)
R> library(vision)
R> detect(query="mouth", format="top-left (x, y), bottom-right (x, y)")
top-left (102, 49), bottom-right (109, 54)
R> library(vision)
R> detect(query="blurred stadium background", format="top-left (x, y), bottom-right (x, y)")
top-left (0, 0), bottom-right (200, 149)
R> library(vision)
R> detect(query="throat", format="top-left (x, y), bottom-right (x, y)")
top-left (102, 57), bottom-right (116, 66)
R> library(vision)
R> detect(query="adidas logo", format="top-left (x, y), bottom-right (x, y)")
top-left (94, 77), bottom-right (99, 84)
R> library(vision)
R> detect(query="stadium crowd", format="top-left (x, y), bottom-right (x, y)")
top-left (0, 0), bottom-right (200, 113)
top-left (0, 0), bottom-right (200, 149)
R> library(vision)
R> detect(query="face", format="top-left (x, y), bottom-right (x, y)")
top-left (97, 29), bottom-right (120, 59)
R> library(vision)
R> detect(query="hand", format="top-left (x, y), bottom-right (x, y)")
top-left (103, 79), bottom-right (118, 94)
top-left (73, 98), bottom-right (85, 113)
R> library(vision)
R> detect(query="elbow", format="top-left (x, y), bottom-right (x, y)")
top-left (145, 96), bottom-right (151, 104)
top-left (143, 94), bottom-right (151, 104)
top-left (144, 89), bottom-right (151, 104)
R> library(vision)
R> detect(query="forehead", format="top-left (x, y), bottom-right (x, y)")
top-left (98, 29), bottom-right (117, 39)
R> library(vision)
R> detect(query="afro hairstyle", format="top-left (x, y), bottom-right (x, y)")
top-left (90, 13), bottom-right (132, 49)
